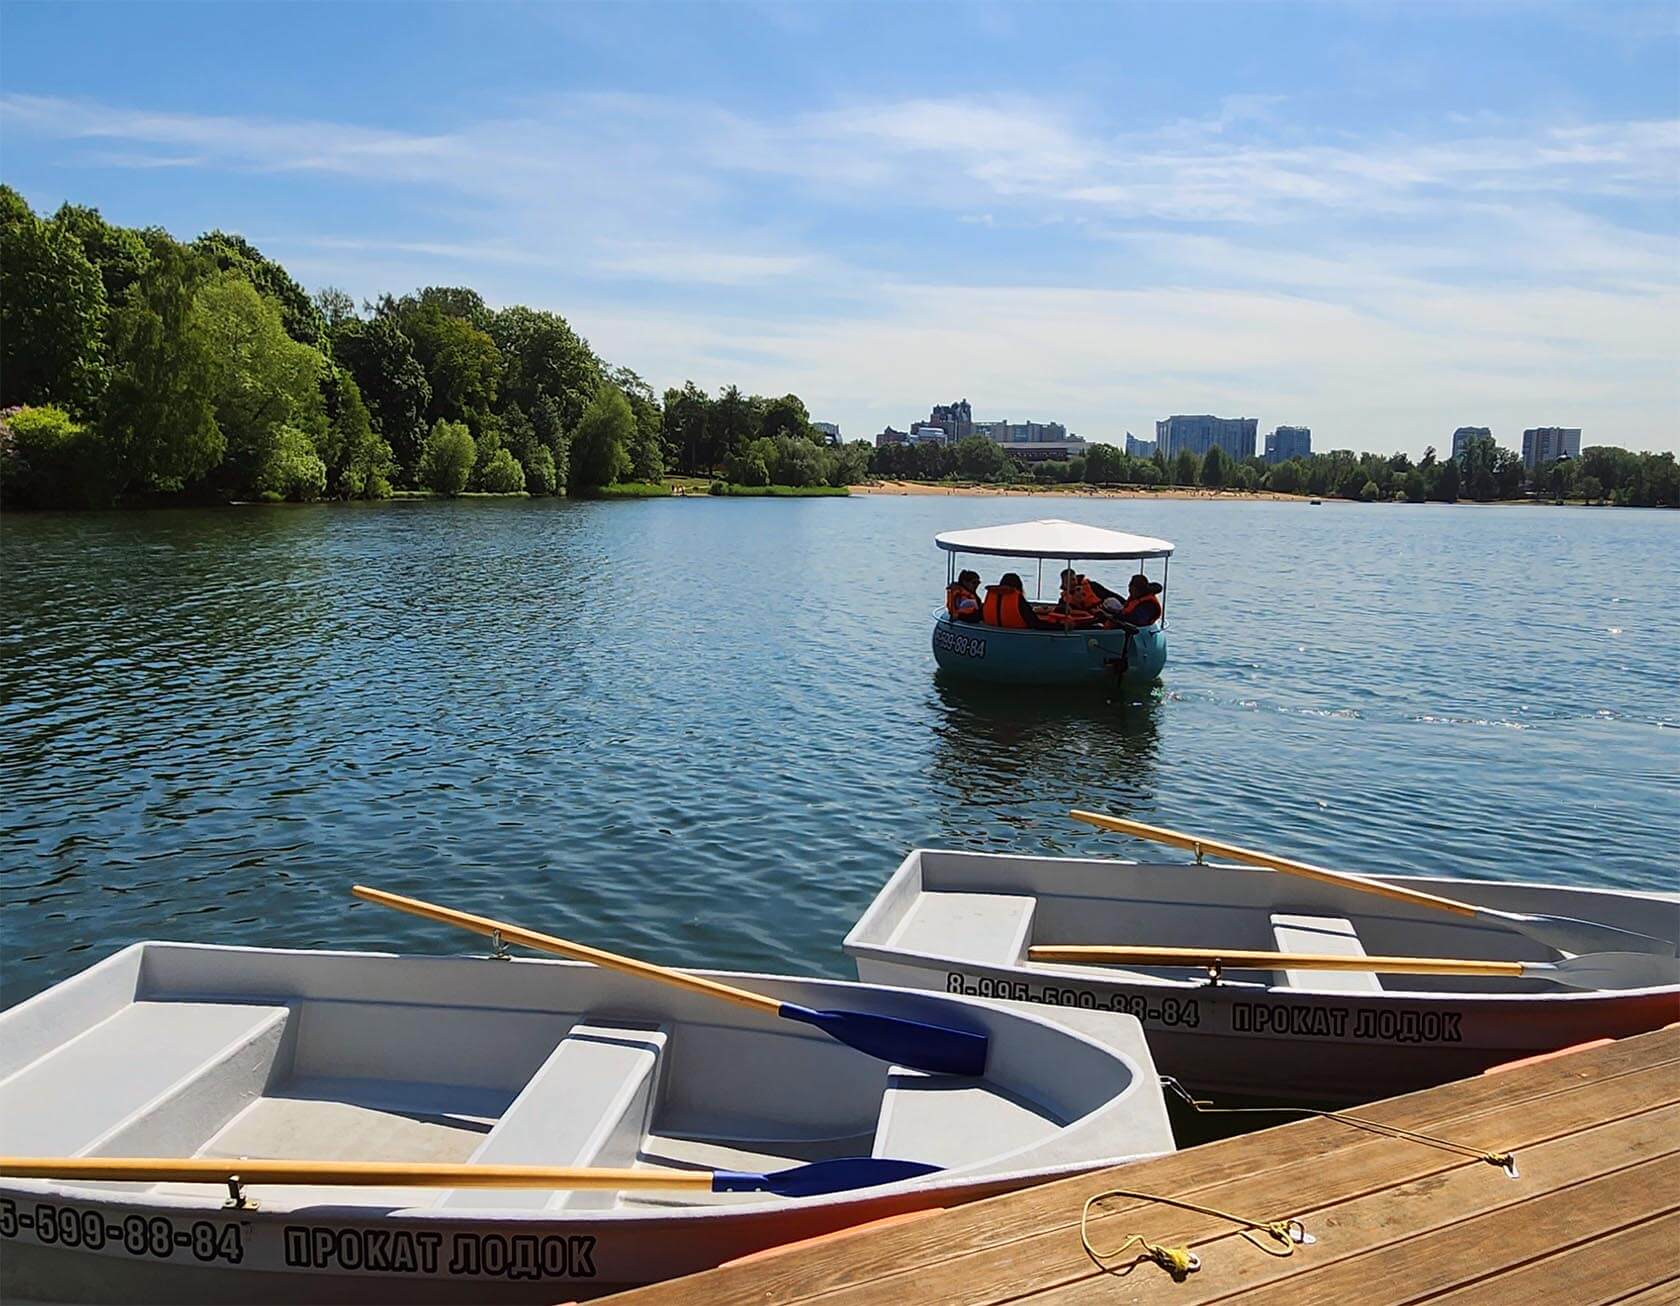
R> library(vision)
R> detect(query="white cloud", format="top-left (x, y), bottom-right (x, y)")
top-left (4, 88), bottom-right (1674, 453)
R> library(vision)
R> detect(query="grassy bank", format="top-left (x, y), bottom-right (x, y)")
top-left (708, 482), bottom-right (849, 497)
top-left (584, 482), bottom-right (672, 499)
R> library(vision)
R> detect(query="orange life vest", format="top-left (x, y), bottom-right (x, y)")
top-left (1063, 576), bottom-right (1101, 611)
top-left (946, 583), bottom-right (980, 620)
top-left (1120, 592), bottom-right (1162, 625)
top-left (982, 585), bottom-right (1029, 628)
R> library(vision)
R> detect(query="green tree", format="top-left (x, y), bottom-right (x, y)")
top-left (332, 316), bottom-right (430, 481)
top-left (407, 303), bottom-right (501, 434)
top-left (1265, 459), bottom-right (1302, 494)
top-left (419, 419), bottom-right (476, 496)
top-left (52, 202), bottom-right (152, 305)
top-left (1201, 445), bottom-right (1231, 488)
top-left (725, 447), bottom-right (771, 486)
top-left (193, 274), bottom-right (329, 495)
top-left (1083, 443), bottom-right (1125, 483)
top-left (255, 425), bottom-right (328, 501)
top-left (0, 404), bottom-right (115, 507)
top-left (478, 447), bottom-right (527, 493)
top-left (758, 393), bottom-right (812, 442)
top-left (568, 383), bottom-right (634, 490)
top-left (706, 385), bottom-right (754, 470)
top-left (1172, 448), bottom-right (1201, 487)
top-left (193, 230), bottom-right (328, 352)
top-left (1, 187), bottom-right (108, 413)
top-left (832, 440), bottom-right (872, 486)
top-left (1432, 456), bottom-right (1460, 502)
top-left (523, 444), bottom-right (558, 495)
top-left (400, 285), bottom-right (493, 331)
top-left (662, 381), bottom-right (710, 473)
top-left (101, 242), bottom-right (222, 492)
top-left (955, 435), bottom-right (1009, 481)
top-left (313, 286), bottom-right (357, 330)
top-left (490, 305), bottom-right (602, 434)
top-left (320, 370), bottom-right (392, 499)
top-left (612, 367), bottom-right (665, 481)
top-left (1578, 474), bottom-right (1604, 504)
top-left (1359, 478), bottom-right (1381, 502)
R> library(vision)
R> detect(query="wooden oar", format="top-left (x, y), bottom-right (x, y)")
top-left (1068, 811), bottom-right (1677, 959)
top-left (352, 885), bottom-right (987, 1077)
top-left (1026, 945), bottom-right (1679, 991)
top-left (0, 1155), bottom-right (939, 1199)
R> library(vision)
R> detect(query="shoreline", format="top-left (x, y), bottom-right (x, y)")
top-left (851, 480), bottom-right (1311, 501)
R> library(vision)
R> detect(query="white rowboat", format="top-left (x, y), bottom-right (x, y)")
top-left (0, 941), bottom-right (1173, 1303)
top-left (843, 849), bottom-right (1680, 1107)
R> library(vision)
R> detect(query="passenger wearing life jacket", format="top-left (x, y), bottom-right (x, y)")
top-left (1057, 567), bottom-right (1118, 614)
top-left (1112, 573), bottom-right (1164, 627)
top-left (945, 569), bottom-right (982, 623)
top-left (981, 573), bottom-right (1047, 629)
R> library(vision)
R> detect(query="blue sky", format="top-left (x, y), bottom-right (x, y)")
top-left (3, 1), bottom-right (1676, 454)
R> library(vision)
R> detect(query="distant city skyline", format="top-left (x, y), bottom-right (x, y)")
top-left (1, 2), bottom-right (1673, 458)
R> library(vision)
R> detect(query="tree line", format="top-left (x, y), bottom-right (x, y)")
top-left (873, 431), bottom-right (1677, 507)
top-left (0, 188), bottom-right (874, 507)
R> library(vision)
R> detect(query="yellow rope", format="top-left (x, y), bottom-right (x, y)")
top-left (1161, 1077), bottom-right (1519, 1177)
top-left (1079, 1187), bottom-right (1305, 1280)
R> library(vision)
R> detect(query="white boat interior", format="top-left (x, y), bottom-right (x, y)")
top-left (846, 849), bottom-right (1680, 996)
top-left (0, 942), bottom-right (1172, 1216)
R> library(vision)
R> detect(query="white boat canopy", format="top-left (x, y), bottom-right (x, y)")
top-left (935, 518), bottom-right (1174, 561)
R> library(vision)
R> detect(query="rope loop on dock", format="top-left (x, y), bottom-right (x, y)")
top-left (1159, 1076), bottom-right (1519, 1178)
top-left (1079, 1188), bottom-right (1304, 1280)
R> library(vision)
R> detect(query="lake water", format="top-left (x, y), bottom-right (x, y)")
top-left (3, 495), bottom-right (1676, 1006)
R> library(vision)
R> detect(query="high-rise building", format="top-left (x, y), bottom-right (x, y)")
top-left (1522, 427), bottom-right (1582, 469)
top-left (1155, 415), bottom-right (1258, 461)
top-left (812, 421), bottom-right (841, 444)
top-left (1125, 433), bottom-right (1158, 459)
top-left (1264, 426), bottom-right (1311, 463)
top-left (976, 417), bottom-right (1069, 443)
top-left (910, 424), bottom-right (951, 445)
top-left (927, 399), bottom-right (973, 441)
top-left (1451, 427), bottom-right (1491, 461)
top-left (874, 427), bottom-right (909, 447)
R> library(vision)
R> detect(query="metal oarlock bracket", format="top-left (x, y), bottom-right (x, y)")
top-left (224, 1175), bottom-right (256, 1211)
top-left (1192, 841), bottom-right (1206, 864)
top-left (1203, 958), bottom-right (1224, 987)
top-left (489, 929), bottom-right (511, 961)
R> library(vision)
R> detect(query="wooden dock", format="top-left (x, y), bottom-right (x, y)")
top-left (610, 1025), bottom-right (1680, 1305)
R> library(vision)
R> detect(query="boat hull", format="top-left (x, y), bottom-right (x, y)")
top-left (845, 849), bottom-right (1680, 1108)
top-left (0, 945), bottom-right (1171, 1304)
top-left (931, 615), bottom-right (1166, 686)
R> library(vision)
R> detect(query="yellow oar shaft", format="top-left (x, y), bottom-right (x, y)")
top-left (351, 885), bottom-right (782, 1016)
top-left (1028, 945), bottom-right (1526, 976)
top-left (0, 1157), bottom-right (714, 1190)
top-left (1068, 811), bottom-right (1479, 919)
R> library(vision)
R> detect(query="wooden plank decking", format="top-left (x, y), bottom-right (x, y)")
top-left (611, 1025), bottom-right (1680, 1305)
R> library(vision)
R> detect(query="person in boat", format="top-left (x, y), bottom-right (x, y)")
top-left (981, 573), bottom-right (1049, 629)
top-left (1106, 574), bottom-right (1164, 627)
top-left (1057, 567), bottom-right (1119, 615)
top-left (945, 569), bottom-right (983, 623)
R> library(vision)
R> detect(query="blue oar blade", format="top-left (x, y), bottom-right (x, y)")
top-left (779, 1003), bottom-right (988, 1077)
top-left (712, 1157), bottom-right (941, 1199)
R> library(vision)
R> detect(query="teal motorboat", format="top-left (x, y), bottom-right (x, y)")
top-left (931, 519), bottom-right (1174, 687)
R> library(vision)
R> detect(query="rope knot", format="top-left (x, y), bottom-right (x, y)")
top-left (1147, 1243), bottom-right (1199, 1278)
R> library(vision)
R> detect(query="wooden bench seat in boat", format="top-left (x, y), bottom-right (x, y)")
top-left (1270, 913), bottom-right (1383, 993)
top-left (0, 1001), bottom-right (291, 1158)
top-left (886, 892), bottom-right (1037, 965)
top-left (440, 1020), bottom-right (668, 1212)
top-left (871, 1067), bottom-right (1059, 1168)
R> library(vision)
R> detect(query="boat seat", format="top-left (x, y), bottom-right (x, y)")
top-left (871, 1067), bottom-right (1059, 1169)
top-left (1270, 913), bottom-right (1383, 993)
top-left (886, 892), bottom-right (1037, 965)
top-left (0, 1001), bottom-right (291, 1158)
top-left (440, 1020), bottom-right (667, 1212)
